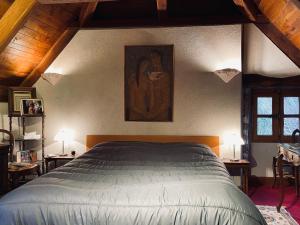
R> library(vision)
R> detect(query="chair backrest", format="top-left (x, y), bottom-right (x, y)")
top-left (0, 129), bottom-right (15, 162)
top-left (292, 129), bottom-right (300, 143)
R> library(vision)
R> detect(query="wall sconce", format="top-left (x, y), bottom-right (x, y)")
top-left (41, 73), bottom-right (63, 86)
top-left (214, 68), bottom-right (241, 83)
top-left (54, 129), bottom-right (74, 156)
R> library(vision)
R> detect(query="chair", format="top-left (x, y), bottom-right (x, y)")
top-left (0, 129), bottom-right (40, 189)
top-left (272, 129), bottom-right (300, 188)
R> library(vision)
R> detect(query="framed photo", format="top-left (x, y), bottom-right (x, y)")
top-left (8, 87), bottom-right (36, 116)
top-left (20, 99), bottom-right (44, 116)
top-left (125, 45), bottom-right (174, 122)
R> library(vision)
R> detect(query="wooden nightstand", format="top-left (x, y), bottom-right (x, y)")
top-left (222, 159), bottom-right (250, 195)
top-left (45, 155), bottom-right (75, 173)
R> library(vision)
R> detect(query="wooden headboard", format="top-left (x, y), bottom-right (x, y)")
top-left (86, 135), bottom-right (220, 156)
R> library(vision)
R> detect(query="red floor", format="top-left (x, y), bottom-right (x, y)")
top-left (250, 184), bottom-right (300, 223)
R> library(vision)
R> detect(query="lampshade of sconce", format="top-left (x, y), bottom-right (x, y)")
top-left (214, 68), bottom-right (241, 83)
top-left (41, 73), bottom-right (63, 86)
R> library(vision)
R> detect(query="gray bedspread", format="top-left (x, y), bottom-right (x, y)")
top-left (0, 142), bottom-right (266, 225)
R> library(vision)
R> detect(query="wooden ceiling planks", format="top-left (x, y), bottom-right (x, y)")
top-left (0, 4), bottom-right (79, 76)
top-left (21, 27), bottom-right (78, 87)
top-left (0, 0), bottom-right (37, 53)
top-left (0, 2), bottom-right (81, 100)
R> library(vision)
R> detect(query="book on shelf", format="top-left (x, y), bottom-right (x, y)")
top-left (16, 150), bottom-right (37, 163)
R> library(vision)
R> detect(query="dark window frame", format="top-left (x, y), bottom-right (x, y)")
top-left (252, 89), bottom-right (300, 143)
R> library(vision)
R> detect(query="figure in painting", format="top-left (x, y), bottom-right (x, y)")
top-left (127, 49), bottom-right (172, 121)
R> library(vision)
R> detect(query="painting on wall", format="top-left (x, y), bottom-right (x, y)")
top-left (125, 45), bottom-right (174, 122)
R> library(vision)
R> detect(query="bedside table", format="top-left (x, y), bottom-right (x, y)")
top-left (222, 159), bottom-right (250, 195)
top-left (45, 155), bottom-right (75, 173)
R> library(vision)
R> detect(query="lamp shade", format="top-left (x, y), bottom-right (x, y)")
top-left (54, 129), bottom-right (74, 143)
top-left (224, 133), bottom-right (244, 145)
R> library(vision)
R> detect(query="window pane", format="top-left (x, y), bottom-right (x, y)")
top-left (257, 118), bottom-right (272, 135)
top-left (284, 118), bottom-right (299, 136)
top-left (284, 97), bottom-right (299, 115)
top-left (257, 97), bottom-right (272, 115)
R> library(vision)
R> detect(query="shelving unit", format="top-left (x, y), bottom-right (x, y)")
top-left (9, 115), bottom-right (45, 174)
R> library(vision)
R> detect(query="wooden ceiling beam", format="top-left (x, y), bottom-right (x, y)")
top-left (84, 15), bottom-right (250, 28)
top-left (20, 27), bottom-right (78, 87)
top-left (0, 0), bottom-right (37, 54)
top-left (256, 0), bottom-right (300, 50)
top-left (156, 0), bottom-right (167, 11)
top-left (80, 1), bottom-right (99, 26)
top-left (38, 0), bottom-right (113, 3)
top-left (0, 0), bottom-right (13, 19)
top-left (156, 0), bottom-right (167, 19)
top-left (233, 0), bottom-right (259, 21)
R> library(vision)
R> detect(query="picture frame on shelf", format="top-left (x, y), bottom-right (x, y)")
top-left (20, 99), bottom-right (44, 116)
top-left (8, 87), bottom-right (36, 116)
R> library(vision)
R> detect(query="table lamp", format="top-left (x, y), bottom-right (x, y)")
top-left (54, 129), bottom-right (74, 156)
top-left (224, 133), bottom-right (245, 161)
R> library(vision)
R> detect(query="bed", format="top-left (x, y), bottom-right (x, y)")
top-left (0, 135), bottom-right (266, 225)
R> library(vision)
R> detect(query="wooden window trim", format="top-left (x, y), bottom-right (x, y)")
top-left (252, 89), bottom-right (300, 143)
top-left (252, 90), bottom-right (279, 142)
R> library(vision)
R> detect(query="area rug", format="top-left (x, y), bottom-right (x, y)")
top-left (257, 205), bottom-right (299, 225)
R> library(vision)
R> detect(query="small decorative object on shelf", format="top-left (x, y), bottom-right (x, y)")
top-left (8, 87), bottom-right (36, 117)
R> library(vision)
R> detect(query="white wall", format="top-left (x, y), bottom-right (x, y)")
top-left (244, 24), bottom-right (300, 77)
top-left (244, 24), bottom-right (300, 177)
top-left (32, 25), bottom-right (242, 157)
top-left (1, 24), bottom-right (298, 178)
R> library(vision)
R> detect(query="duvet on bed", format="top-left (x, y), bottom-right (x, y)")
top-left (0, 142), bottom-right (266, 225)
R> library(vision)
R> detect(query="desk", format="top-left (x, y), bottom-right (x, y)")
top-left (0, 144), bottom-right (9, 193)
top-left (276, 144), bottom-right (300, 212)
top-left (222, 159), bottom-right (250, 195)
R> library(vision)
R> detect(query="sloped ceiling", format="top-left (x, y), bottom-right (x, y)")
top-left (0, 0), bottom-right (299, 102)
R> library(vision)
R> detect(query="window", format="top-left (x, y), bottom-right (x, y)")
top-left (252, 90), bottom-right (300, 142)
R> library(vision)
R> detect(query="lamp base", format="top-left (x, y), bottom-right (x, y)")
top-left (230, 158), bottom-right (240, 162)
top-left (59, 153), bottom-right (68, 157)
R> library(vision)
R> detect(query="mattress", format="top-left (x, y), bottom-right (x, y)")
top-left (0, 141), bottom-right (266, 225)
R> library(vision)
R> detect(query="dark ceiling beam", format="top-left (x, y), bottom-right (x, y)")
top-left (156, 0), bottom-right (167, 11)
top-left (38, 0), bottom-right (116, 3)
top-left (156, 0), bottom-right (167, 19)
top-left (79, 1), bottom-right (99, 26)
top-left (83, 15), bottom-right (250, 29)
top-left (233, 0), bottom-right (258, 21)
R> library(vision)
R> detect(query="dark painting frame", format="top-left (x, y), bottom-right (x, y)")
top-left (125, 45), bottom-right (174, 122)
